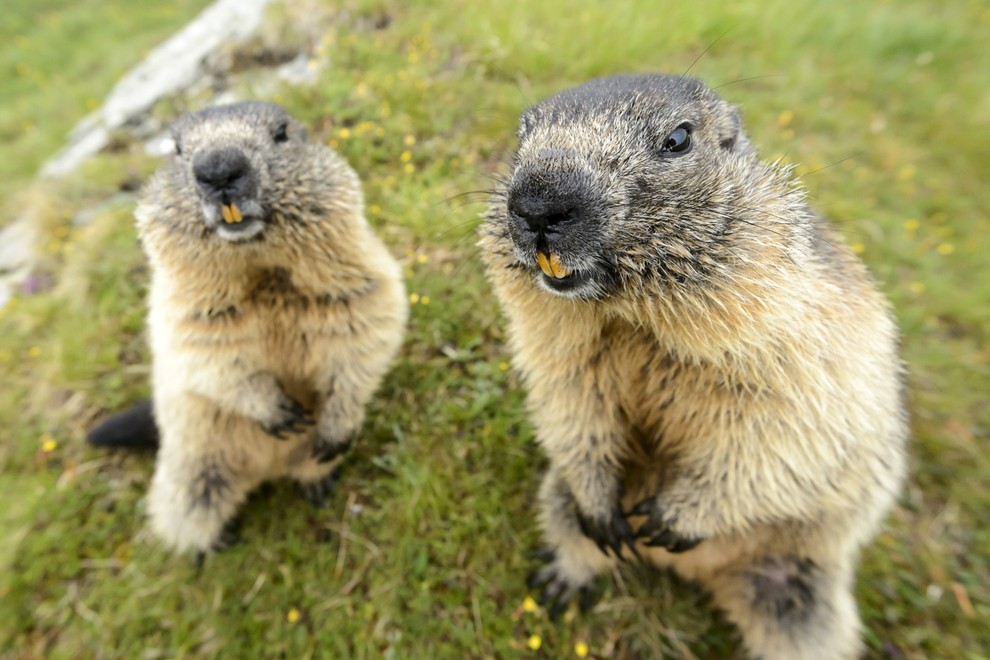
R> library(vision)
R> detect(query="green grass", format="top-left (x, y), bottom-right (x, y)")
top-left (0, 0), bottom-right (213, 205)
top-left (2, 0), bottom-right (989, 657)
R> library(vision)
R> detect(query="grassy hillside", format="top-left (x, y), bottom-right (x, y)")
top-left (1, 0), bottom-right (988, 657)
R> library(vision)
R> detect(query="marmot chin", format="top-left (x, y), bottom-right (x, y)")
top-left (480, 74), bottom-right (906, 659)
top-left (97, 101), bottom-right (407, 557)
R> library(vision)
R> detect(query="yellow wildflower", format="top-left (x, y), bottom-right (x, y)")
top-left (937, 243), bottom-right (954, 256)
top-left (522, 596), bottom-right (538, 613)
top-left (409, 293), bottom-right (420, 304)
top-left (575, 641), bottom-right (590, 657)
top-left (527, 634), bottom-right (542, 651)
top-left (287, 608), bottom-right (300, 623)
top-left (897, 164), bottom-right (917, 181)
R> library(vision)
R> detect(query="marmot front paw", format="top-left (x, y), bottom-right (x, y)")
top-left (576, 504), bottom-right (639, 558)
top-left (260, 396), bottom-right (315, 440)
top-left (629, 497), bottom-right (704, 553)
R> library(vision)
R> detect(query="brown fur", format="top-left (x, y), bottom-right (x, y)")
top-left (480, 74), bottom-right (906, 659)
top-left (138, 102), bottom-right (407, 554)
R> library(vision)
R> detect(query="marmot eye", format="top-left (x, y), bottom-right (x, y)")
top-left (174, 141), bottom-right (182, 156)
top-left (273, 123), bottom-right (289, 143)
top-left (662, 124), bottom-right (692, 155)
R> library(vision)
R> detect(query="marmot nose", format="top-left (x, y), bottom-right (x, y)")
top-left (193, 148), bottom-right (252, 197)
top-left (507, 194), bottom-right (579, 234)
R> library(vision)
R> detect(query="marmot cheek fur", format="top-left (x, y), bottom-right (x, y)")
top-left (480, 74), bottom-right (907, 660)
top-left (130, 101), bottom-right (407, 556)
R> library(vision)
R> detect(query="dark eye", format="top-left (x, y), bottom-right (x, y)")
top-left (661, 124), bottom-right (692, 155)
top-left (273, 123), bottom-right (289, 143)
top-left (174, 141), bottom-right (182, 156)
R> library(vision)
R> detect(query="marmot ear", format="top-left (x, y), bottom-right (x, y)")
top-left (298, 125), bottom-right (309, 142)
top-left (716, 100), bottom-right (754, 156)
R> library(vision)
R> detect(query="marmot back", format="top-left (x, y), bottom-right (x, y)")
top-left (110, 101), bottom-right (408, 558)
top-left (481, 74), bottom-right (906, 659)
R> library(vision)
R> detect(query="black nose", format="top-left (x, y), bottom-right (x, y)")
top-left (193, 148), bottom-right (252, 198)
top-left (507, 151), bottom-right (594, 235)
top-left (508, 193), bottom-right (579, 234)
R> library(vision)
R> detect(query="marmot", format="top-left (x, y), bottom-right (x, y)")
top-left (96, 101), bottom-right (407, 557)
top-left (479, 74), bottom-right (906, 659)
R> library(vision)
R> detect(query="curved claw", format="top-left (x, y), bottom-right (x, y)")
top-left (528, 551), bottom-right (600, 621)
top-left (576, 506), bottom-right (640, 560)
top-left (298, 468), bottom-right (341, 508)
top-left (261, 397), bottom-right (315, 440)
top-left (629, 497), bottom-right (703, 553)
top-left (313, 435), bottom-right (353, 464)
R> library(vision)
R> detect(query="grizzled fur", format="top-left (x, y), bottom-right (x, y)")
top-left (136, 102), bottom-right (407, 555)
top-left (480, 75), bottom-right (906, 659)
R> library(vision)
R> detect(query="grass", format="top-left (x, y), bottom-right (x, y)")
top-left (0, 0), bottom-right (213, 205)
top-left (1, 0), bottom-right (988, 657)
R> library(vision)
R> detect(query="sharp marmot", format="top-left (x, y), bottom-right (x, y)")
top-left (479, 74), bottom-right (906, 659)
top-left (99, 101), bottom-right (407, 556)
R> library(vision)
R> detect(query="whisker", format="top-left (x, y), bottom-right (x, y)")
top-left (681, 26), bottom-right (735, 79)
top-left (800, 152), bottom-right (864, 177)
top-left (434, 189), bottom-right (503, 212)
top-left (712, 74), bottom-right (784, 90)
top-left (434, 217), bottom-right (483, 241)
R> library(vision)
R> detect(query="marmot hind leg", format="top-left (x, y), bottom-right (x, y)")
top-left (146, 400), bottom-right (261, 555)
top-left (147, 447), bottom-right (256, 555)
top-left (704, 554), bottom-right (862, 660)
top-left (528, 466), bottom-right (620, 617)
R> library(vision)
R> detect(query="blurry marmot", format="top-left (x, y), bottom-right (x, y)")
top-left (93, 102), bottom-right (407, 557)
top-left (480, 74), bottom-right (906, 659)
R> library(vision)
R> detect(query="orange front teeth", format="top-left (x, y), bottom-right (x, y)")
top-left (221, 203), bottom-right (244, 224)
top-left (536, 251), bottom-right (572, 278)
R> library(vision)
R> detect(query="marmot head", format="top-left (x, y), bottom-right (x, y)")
top-left (493, 74), bottom-right (768, 300)
top-left (168, 101), bottom-right (310, 243)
